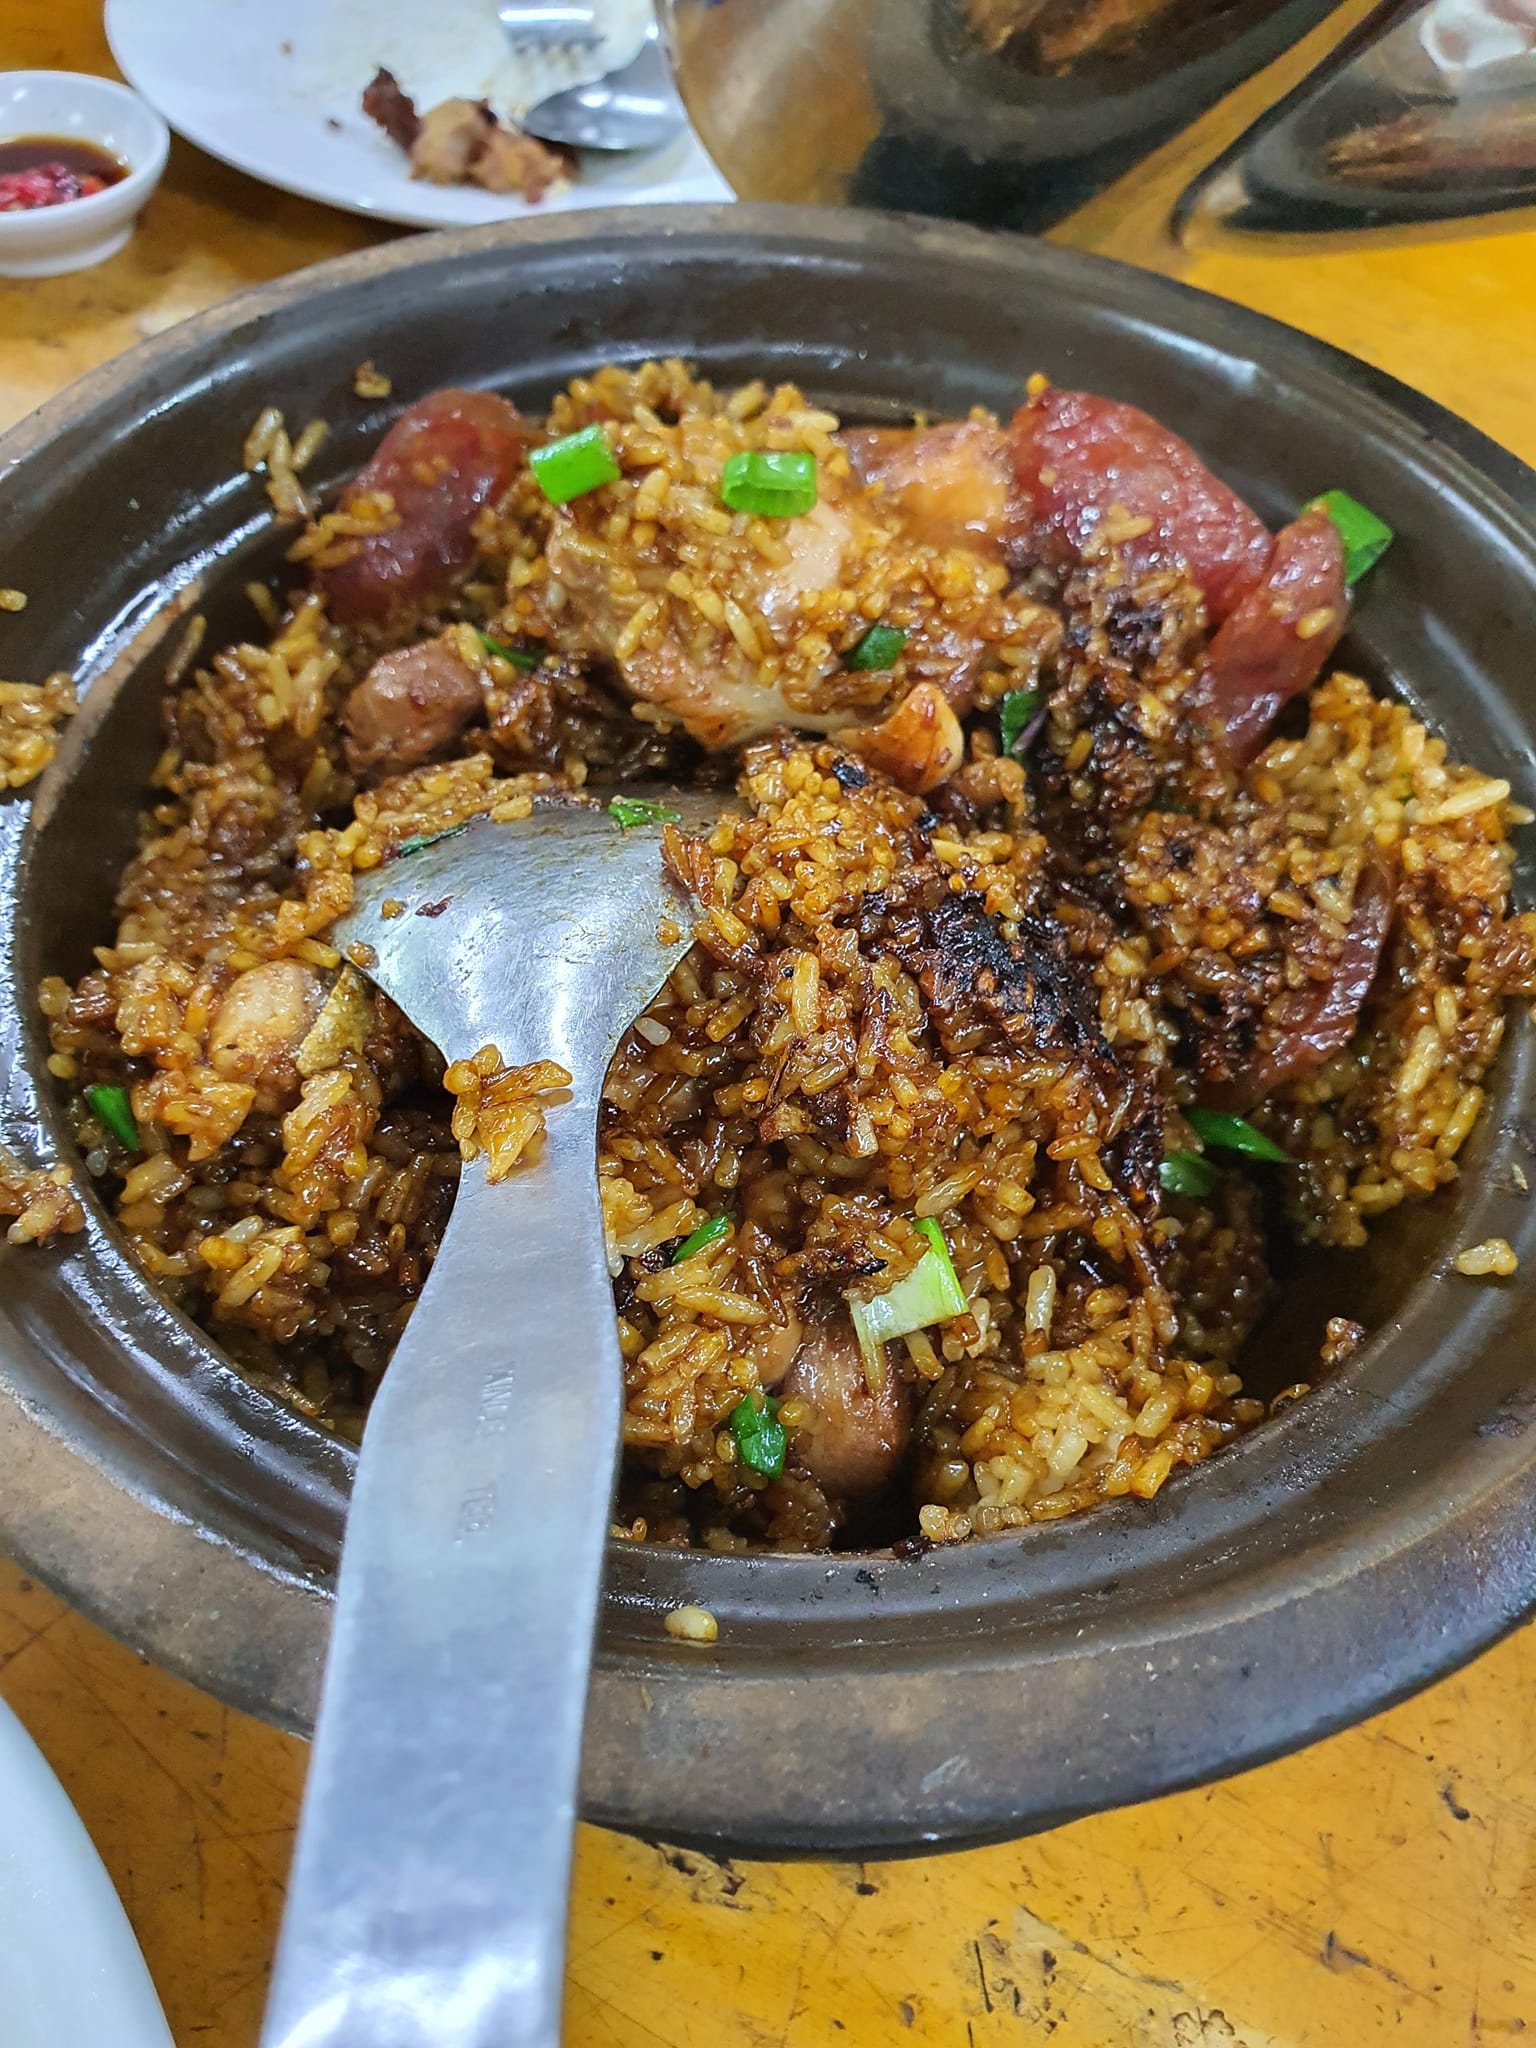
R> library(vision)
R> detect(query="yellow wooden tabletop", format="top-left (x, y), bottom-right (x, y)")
top-left (6, 5), bottom-right (1536, 2043)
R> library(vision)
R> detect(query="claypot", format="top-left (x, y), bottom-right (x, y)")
top-left (3, 206), bottom-right (1535, 1854)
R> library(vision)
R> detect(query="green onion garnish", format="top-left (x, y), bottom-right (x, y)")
top-left (476, 631), bottom-right (541, 670)
top-left (609, 796), bottom-right (682, 830)
top-left (529, 424), bottom-right (621, 505)
top-left (672, 1214), bottom-right (731, 1263)
top-left (1305, 489), bottom-right (1394, 586)
top-left (1159, 1150), bottom-right (1216, 1199)
top-left (719, 449), bottom-right (817, 519)
top-left (86, 1083), bottom-right (140, 1153)
top-left (843, 624), bottom-right (907, 672)
top-left (394, 824), bottom-right (469, 860)
top-left (1185, 1108), bottom-right (1289, 1163)
top-left (849, 1216), bottom-right (967, 1371)
top-left (998, 689), bottom-right (1044, 755)
top-left (728, 1393), bottom-right (786, 1479)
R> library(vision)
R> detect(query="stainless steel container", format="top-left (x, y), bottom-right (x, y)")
top-left (660, 0), bottom-right (1536, 236)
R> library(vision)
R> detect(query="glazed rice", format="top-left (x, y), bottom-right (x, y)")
top-left (445, 1046), bottom-right (572, 1180)
top-left (243, 405), bottom-right (329, 524)
top-left (0, 671), bottom-right (75, 789)
top-left (24, 359), bottom-right (1536, 1547)
top-left (0, 1149), bottom-right (85, 1246)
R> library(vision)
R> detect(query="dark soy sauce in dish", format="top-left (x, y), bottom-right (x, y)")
top-left (0, 136), bottom-right (128, 210)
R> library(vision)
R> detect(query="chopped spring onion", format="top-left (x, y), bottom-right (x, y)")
top-left (393, 824), bottom-right (469, 860)
top-left (671, 1214), bottom-right (731, 1263)
top-left (843, 623), bottom-right (907, 672)
top-left (1159, 1149), bottom-right (1216, 1199)
top-left (1305, 489), bottom-right (1394, 586)
top-left (1185, 1108), bottom-right (1289, 1163)
top-left (729, 1393), bottom-right (786, 1478)
top-left (529, 423), bottom-right (621, 504)
top-left (849, 1216), bottom-right (967, 1371)
top-left (998, 689), bottom-right (1044, 756)
top-left (719, 449), bottom-right (817, 519)
top-left (86, 1083), bottom-right (140, 1153)
top-left (476, 630), bottom-right (541, 670)
top-left (609, 795), bottom-right (682, 830)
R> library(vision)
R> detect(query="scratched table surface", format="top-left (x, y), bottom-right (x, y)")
top-left (5, 4), bottom-right (1536, 2043)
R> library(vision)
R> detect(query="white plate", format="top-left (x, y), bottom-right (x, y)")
top-left (0, 1693), bottom-right (173, 2048)
top-left (104, 0), bottom-right (732, 229)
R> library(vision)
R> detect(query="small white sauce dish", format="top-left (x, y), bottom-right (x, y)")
top-left (0, 71), bottom-right (169, 278)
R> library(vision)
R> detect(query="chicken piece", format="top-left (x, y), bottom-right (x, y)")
top-left (753, 500), bottom-right (859, 635)
top-left (361, 67), bottom-right (419, 153)
top-left (408, 99), bottom-right (494, 186)
top-left (471, 123), bottom-right (572, 202)
top-left (544, 497), bottom-right (872, 749)
top-left (1190, 510), bottom-right (1348, 766)
top-left (207, 962), bottom-right (326, 1115)
top-left (545, 410), bottom-right (1017, 750)
top-left (315, 388), bottom-right (529, 624)
top-left (844, 680), bottom-right (965, 795)
top-left (360, 72), bottom-right (568, 201)
top-left (840, 421), bottom-right (1014, 556)
top-left (781, 1313), bottom-right (912, 1500)
top-left (342, 640), bottom-right (485, 779)
top-left (1010, 386), bottom-right (1274, 621)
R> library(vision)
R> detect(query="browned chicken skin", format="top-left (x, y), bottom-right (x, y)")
top-left (360, 67), bottom-right (418, 152)
top-left (840, 421), bottom-right (1015, 556)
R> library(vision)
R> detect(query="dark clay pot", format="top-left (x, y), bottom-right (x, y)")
top-left (3, 206), bottom-right (1536, 1856)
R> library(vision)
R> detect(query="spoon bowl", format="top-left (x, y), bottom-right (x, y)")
top-left (521, 22), bottom-right (688, 153)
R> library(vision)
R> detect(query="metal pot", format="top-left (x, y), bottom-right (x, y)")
top-left (3, 206), bottom-right (1536, 1856)
top-left (658, 0), bottom-right (1348, 228)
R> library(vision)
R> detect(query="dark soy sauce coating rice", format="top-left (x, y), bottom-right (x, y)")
top-left (22, 359), bottom-right (1536, 1551)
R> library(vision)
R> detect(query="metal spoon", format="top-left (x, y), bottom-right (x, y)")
top-left (521, 19), bottom-right (687, 153)
top-left (260, 790), bottom-right (714, 2048)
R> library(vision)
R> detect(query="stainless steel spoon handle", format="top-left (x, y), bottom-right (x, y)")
top-left (260, 1100), bottom-right (619, 2048)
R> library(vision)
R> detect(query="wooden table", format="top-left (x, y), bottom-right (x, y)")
top-left (6, 5), bottom-right (1536, 2043)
